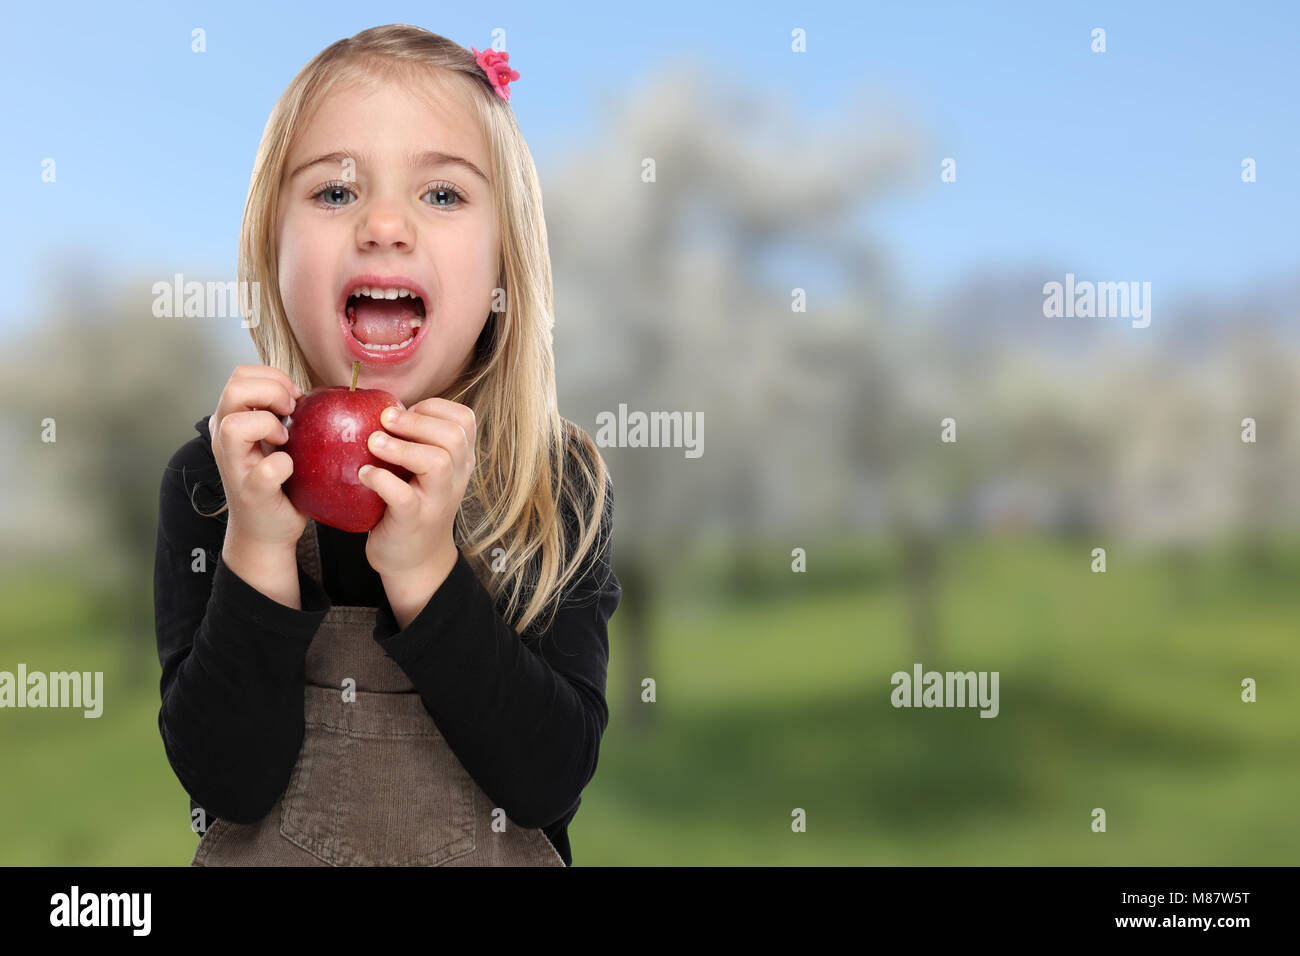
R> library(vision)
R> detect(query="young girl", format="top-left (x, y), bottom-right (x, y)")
top-left (153, 25), bottom-right (620, 867)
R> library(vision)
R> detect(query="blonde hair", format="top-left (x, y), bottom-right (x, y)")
top-left (200, 24), bottom-right (611, 637)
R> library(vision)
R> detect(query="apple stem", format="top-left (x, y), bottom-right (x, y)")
top-left (349, 360), bottom-right (360, 392)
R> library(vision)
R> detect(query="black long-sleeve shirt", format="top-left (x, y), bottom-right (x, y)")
top-left (154, 415), bottom-right (621, 867)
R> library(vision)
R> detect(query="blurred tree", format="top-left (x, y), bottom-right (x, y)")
top-left (549, 64), bottom-right (926, 722)
top-left (1227, 333), bottom-right (1300, 573)
top-left (0, 260), bottom-right (234, 688)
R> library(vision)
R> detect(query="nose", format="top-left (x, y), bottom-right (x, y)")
top-left (356, 193), bottom-right (414, 251)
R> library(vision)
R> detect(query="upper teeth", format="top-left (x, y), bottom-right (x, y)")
top-left (352, 286), bottom-right (419, 300)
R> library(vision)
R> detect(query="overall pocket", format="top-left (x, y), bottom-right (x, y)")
top-left (279, 685), bottom-right (477, 866)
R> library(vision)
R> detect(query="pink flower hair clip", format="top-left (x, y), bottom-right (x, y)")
top-left (472, 46), bottom-right (520, 102)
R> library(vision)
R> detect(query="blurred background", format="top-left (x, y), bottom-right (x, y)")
top-left (1, 0), bottom-right (1297, 864)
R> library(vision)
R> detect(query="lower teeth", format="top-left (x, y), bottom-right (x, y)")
top-left (358, 335), bottom-right (415, 351)
top-left (345, 306), bottom-right (421, 351)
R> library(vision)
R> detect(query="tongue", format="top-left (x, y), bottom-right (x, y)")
top-left (348, 297), bottom-right (420, 345)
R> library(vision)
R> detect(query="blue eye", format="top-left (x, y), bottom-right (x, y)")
top-left (422, 182), bottom-right (466, 209)
top-left (311, 182), bottom-right (357, 208)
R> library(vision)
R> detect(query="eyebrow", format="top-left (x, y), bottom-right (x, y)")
top-left (287, 149), bottom-right (489, 185)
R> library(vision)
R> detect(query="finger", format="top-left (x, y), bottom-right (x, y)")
top-left (358, 461), bottom-right (419, 518)
top-left (234, 364), bottom-right (303, 400)
top-left (407, 398), bottom-right (476, 447)
top-left (213, 393), bottom-right (293, 454)
top-left (218, 376), bottom-right (297, 422)
top-left (257, 427), bottom-right (290, 459)
top-left (247, 451), bottom-right (293, 501)
top-left (408, 395), bottom-right (475, 426)
top-left (378, 409), bottom-right (471, 464)
top-left (224, 368), bottom-right (297, 417)
top-left (217, 410), bottom-right (289, 459)
top-left (367, 427), bottom-right (455, 480)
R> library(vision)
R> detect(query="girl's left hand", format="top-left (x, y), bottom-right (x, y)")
top-left (359, 398), bottom-right (476, 588)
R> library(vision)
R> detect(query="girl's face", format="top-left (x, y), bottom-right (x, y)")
top-left (275, 71), bottom-right (499, 407)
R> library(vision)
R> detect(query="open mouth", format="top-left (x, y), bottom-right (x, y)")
top-left (343, 286), bottom-right (427, 353)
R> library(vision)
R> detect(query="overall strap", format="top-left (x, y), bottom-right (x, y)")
top-left (296, 518), bottom-right (324, 589)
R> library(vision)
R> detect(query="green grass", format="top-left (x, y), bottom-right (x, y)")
top-left (574, 533), bottom-right (1300, 865)
top-left (1, 532), bottom-right (1297, 865)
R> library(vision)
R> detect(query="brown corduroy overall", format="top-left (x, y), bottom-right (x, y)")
top-left (190, 518), bottom-right (565, 866)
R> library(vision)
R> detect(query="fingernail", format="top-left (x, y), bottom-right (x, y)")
top-left (289, 396), bottom-right (297, 412)
top-left (359, 465), bottom-right (372, 479)
top-left (382, 407), bottom-right (397, 425)
top-left (370, 431), bottom-right (387, 447)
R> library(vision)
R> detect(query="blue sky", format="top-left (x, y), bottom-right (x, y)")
top-left (3, 0), bottom-right (1296, 329)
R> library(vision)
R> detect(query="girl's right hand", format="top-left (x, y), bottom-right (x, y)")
top-left (209, 364), bottom-right (306, 553)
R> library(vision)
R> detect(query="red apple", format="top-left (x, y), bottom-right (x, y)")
top-left (282, 361), bottom-right (413, 533)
